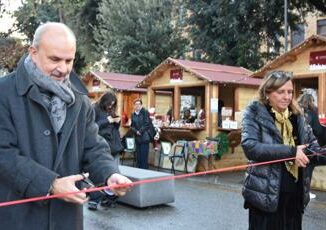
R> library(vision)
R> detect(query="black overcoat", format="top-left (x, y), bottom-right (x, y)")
top-left (0, 58), bottom-right (118, 230)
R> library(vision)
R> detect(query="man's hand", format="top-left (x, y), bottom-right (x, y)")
top-left (295, 145), bottom-right (310, 167)
top-left (51, 173), bottom-right (88, 204)
top-left (107, 173), bottom-right (132, 197)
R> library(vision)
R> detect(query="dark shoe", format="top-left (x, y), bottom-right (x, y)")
top-left (100, 195), bottom-right (118, 208)
top-left (88, 201), bottom-right (98, 211)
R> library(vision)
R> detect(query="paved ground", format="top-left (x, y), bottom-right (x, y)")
top-left (84, 171), bottom-right (326, 230)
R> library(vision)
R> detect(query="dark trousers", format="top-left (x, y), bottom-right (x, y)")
top-left (248, 192), bottom-right (302, 230)
top-left (136, 142), bottom-right (149, 169)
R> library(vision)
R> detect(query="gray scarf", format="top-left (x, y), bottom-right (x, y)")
top-left (24, 55), bottom-right (75, 134)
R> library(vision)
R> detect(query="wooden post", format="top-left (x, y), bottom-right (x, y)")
top-left (117, 91), bottom-right (123, 117)
top-left (174, 86), bottom-right (180, 120)
top-left (234, 87), bottom-right (240, 111)
top-left (205, 83), bottom-right (212, 137)
top-left (211, 84), bottom-right (219, 137)
top-left (147, 87), bottom-right (155, 109)
top-left (319, 73), bottom-right (326, 115)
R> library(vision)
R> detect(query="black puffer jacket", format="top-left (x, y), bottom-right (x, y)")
top-left (241, 101), bottom-right (326, 212)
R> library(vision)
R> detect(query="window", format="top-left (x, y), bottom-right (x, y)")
top-left (291, 24), bottom-right (305, 48)
top-left (317, 19), bottom-right (326, 36)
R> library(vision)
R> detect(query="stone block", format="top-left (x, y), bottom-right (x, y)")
top-left (118, 165), bottom-right (175, 207)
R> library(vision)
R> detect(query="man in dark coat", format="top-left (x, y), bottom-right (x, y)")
top-left (0, 22), bottom-right (131, 230)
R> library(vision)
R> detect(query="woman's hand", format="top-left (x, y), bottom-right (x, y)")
top-left (295, 145), bottom-right (310, 167)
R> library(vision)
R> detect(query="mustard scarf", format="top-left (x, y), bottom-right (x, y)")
top-left (271, 108), bottom-right (298, 180)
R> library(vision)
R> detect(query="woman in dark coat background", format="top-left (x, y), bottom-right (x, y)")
top-left (297, 93), bottom-right (326, 147)
top-left (130, 98), bottom-right (151, 169)
top-left (88, 91), bottom-right (124, 210)
top-left (241, 71), bottom-right (326, 230)
top-left (297, 92), bottom-right (326, 200)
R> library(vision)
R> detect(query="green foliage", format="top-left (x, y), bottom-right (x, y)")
top-left (13, 1), bottom-right (59, 41)
top-left (63, 0), bottom-right (102, 65)
top-left (186, 0), bottom-right (325, 71)
top-left (215, 132), bottom-right (229, 159)
top-left (9, 0), bottom-right (94, 73)
top-left (95, 0), bottom-right (188, 75)
top-left (0, 38), bottom-right (28, 72)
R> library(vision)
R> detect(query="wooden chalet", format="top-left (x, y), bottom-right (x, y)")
top-left (251, 35), bottom-right (326, 114)
top-left (138, 58), bottom-right (262, 170)
top-left (82, 71), bottom-right (172, 130)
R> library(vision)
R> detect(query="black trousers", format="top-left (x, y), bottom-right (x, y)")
top-left (136, 142), bottom-right (149, 169)
top-left (248, 192), bottom-right (303, 230)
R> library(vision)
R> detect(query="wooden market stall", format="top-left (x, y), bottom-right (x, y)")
top-left (251, 35), bottom-right (326, 114)
top-left (82, 71), bottom-right (172, 135)
top-left (83, 71), bottom-right (146, 127)
top-left (251, 34), bottom-right (326, 191)
top-left (138, 57), bottom-right (262, 171)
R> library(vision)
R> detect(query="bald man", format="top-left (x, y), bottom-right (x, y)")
top-left (0, 22), bottom-right (131, 230)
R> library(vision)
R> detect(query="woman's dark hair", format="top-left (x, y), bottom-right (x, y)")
top-left (98, 91), bottom-right (117, 112)
top-left (257, 70), bottom-right (301, 114)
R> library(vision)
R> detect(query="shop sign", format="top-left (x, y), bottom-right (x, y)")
top-left (92, 79), bottom-right (101, 91)
top-left (170, 69), bottom-right (183, 82)
top-left (310, 50), bottom-right (326, 70)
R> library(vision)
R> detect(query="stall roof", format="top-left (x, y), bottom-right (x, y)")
top-left (251, 35), bottom-right (326, 78)
top-left (138, 57), bottom-right (261, 87)
top-left (90, 71), bottom-right (146, 92)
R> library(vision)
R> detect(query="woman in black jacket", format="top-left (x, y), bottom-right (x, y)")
top-left (131, 98), bottom-right (151, 169)
top-left (241, 71), bottom-right (326, 229)
top-left (297, 93), bottom-right (326, 200)
top-left (88, 91), bottom-right (123, 210)
top-left (297, 93), bottom-right (326, 147)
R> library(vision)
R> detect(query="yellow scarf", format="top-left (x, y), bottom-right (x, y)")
top-left (271, 108), bottom-right (298, 181)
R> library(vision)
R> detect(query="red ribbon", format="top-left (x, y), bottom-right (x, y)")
top-left (0, 150), bottom-right (323, 208)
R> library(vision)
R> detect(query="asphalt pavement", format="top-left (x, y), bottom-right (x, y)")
top-left (84, 171), bottom-right (326, 230)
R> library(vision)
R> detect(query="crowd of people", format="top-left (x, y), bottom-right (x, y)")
top-left (1, 21), bottom-right (326, 230)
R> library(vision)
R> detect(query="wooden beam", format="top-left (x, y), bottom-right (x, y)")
top-left (205, 83), bottom-right (212, 137)
top-left (151, 82), bottom-right (207, 90)
top-left (117, 92), bottom-right (123, 117)
top-left (174, 86), bottom-right (180, 120)
top-left (147, 87), bottom-right (155, 108)
top-left (234, 87), bottom-right (240, 111)
top-left (211, 84), bottom-right (219, 137)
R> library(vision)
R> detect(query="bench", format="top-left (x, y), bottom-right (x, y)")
top-left (118, 165), bottom-right (175, 208)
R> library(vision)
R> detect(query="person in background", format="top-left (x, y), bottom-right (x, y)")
top-left (297, 93), bottom-right (326, 146)
top-left (166, 105), bottom-right (173, 124)
top-left (241, 70), bottom-right (326, 230)
top-left (198, 108), bottom-right (206, 125)
top-left (148, 107), bottom-right (160, 151)
top-left (297, 92), bottom-right (326, 199)
top-left (130, 98), bottom-right (151, 169)
top-left (88, 91), bottom-right (124, 210)
top-left (0, 22), bottom-right (131, 230)
top-left (218, 99), bottom-right (225, 127)
top-left (182, 108), bottom-right (195, 123)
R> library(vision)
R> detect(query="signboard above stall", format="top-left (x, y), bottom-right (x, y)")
top-left (310, 50), bottom-right (326, 71)
top-left (170, 69), bottom-right (183, 83)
